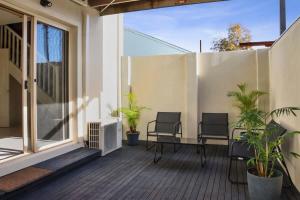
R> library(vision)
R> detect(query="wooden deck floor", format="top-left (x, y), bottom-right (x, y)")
top-left (11, 144), bottom-right (300, 200)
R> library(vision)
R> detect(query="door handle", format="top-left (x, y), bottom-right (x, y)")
top-left (24, 80), bottom-right (28, 90)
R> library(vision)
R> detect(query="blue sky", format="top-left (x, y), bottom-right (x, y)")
top-left (124, 0), bottom-right (300, 52)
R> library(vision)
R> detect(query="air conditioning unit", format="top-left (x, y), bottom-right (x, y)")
top-left (88, 120), bottom-right (122, 156)
top-left (71, 0), bottom-right (88, 7)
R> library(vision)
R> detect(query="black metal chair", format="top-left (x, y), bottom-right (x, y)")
top-left (228, 120), bottom-right (293, 186)
top-left (228, 132), bottom-right (254, 184)
top-left (146, 112), bottom-right (182, 151)
top-left (198, 113), bottom-right (229, 150)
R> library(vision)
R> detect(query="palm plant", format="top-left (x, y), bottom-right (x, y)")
top-left (228, 83), bottom-right (300, 178)
top-left (227, 83), bottom-right (265, 114)
top-left (227, 83), bottom-right (265, 135)
top-left (246, 107), bottom-right (300, 177)
top-left (119, 92), bottom-right (147, 134)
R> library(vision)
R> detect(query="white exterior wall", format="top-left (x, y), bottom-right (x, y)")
top-left (121, 50), bottom-right (269, 141)
top-left (100, 15), bottom-right (123, 124)
top-left (198, 49), bottom-right (269, 140)
top-left (84, 13), bottom-right (123, 128)
top-left (269, 18), bottom-right (300, 191)
top-left (121, 54), bottom-right (198, 140)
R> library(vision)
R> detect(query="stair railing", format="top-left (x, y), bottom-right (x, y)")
top-left (0, 25), bottom-right (29, 69)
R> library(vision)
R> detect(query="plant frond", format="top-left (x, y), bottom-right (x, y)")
top-left (280, 131), bottom-right (300, 139)
top-left (119, 92), bottom-right (148, 132)
top-left (237, 83), bottom-right (247, 93)
top-left (291, 152), bottom-right (300, 158)
top-left (270, 107), bottom-right (300, 118)
top-left (247, 158), bottom-right (256, 167)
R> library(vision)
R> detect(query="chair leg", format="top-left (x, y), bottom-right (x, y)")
top-left (174, 144), bottom-right (176, 152)
top-left (228, 141), bottom-right (234, 182)
top-left (146, 135), bottom-right (155, 151)
top-left (281, 159), bottom-right (294, 188)
top-left (228, 143), bottom-right (247, 185)
top-left (228, 157), bottom-right (248, 185)
top-left (277, 147), bottom-right (294, 188)
top-left (146, 135), bottom-right (149, 150)
top-left (228, 156), bottom-right (234, 183)
top-left (227, 139), bottom-right (230, 157)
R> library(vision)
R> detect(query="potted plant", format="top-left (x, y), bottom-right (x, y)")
top-left (245, 108), bottom-right (300, 200)
top-left (119, 92), bottom-right (147, 146)
top-left (228, 84), bottom-right (300, 200)
top-left (110, 109), bottom-right (120, 119)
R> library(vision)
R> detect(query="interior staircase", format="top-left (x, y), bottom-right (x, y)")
top-left (0, 25), bottom-right (22, 89)
top-left (0, 24), bottom-right (61, 105)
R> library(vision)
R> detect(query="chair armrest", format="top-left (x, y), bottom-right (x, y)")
top-left (172, 121), bottom-right (182, 134)
top-left (147, 120), bottom-right (156, 133)
top-left (231, 127), bottom-right (246, 140)
top-left (231, 127), bottom-right (264, 140)
top-left (198, 122), bottom-right (203, 138)
top-left (147, 120), bottom-right (156, 125)
top-left (179, 122), bottom-right (182, 134)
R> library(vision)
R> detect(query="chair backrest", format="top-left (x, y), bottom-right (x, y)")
top-left (155, 112), bottom-right (181, 133)
top-left (201, 113), bottom-right (229, 137)
top-left (266, 120), bottom-right (287, 142)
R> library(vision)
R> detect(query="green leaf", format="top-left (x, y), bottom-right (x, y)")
top-left (270, 107), bottom-right (300, 118)
top-left (119, 92), bottom-right (149, 132)
top-left (291, 152), bottom-right (300, 158)
top-left (247, 158), bottom-right (256, 167)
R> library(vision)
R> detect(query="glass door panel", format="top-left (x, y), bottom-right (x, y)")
top-left (0, 7), bottom-right (25, 159)
top-left (36, 22), bottom-right (69, 149)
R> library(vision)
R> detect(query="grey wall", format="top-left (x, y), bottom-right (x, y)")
top-left (124, 28), bottom-right (191, 56)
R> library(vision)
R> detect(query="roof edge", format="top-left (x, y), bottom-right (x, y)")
top-left (125, 27), bottom-right (192, 53)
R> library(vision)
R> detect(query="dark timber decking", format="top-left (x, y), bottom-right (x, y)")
top-left (0, 148), bottom-right (100, 200)
top-left (11, 144), bottom-right (300, 200)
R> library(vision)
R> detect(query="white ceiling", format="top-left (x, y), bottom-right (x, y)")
top-left (0, 9), bottom-right (22, 26)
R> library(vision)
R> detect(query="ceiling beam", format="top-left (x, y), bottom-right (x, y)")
top-left (89, 0), bottom-right (140, 8)
top-left (90, 0), bottom-right (227, 16)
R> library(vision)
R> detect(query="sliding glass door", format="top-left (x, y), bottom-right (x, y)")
top-left (35, 21), bottom-right (69, 149)
top-left (0, 5), bottom-right (72, 159)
